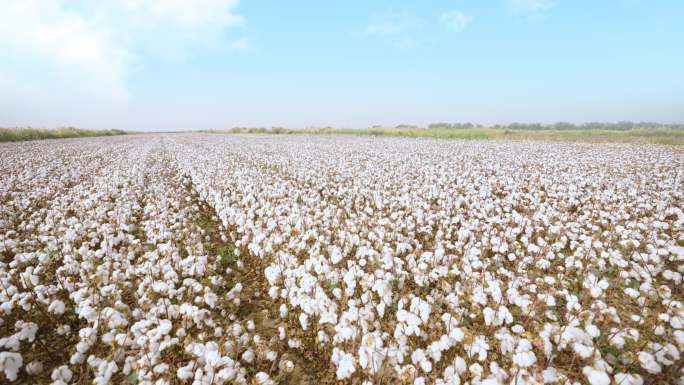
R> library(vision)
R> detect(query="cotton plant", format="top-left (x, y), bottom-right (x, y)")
top-left (1, 135), bottom-right (683, 383)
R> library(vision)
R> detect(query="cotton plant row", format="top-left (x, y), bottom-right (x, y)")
top-left (0, 139), bottom-right (123, 246)
top-left (172, 135), bottom-right (684, 385)
top-left (1, 135), bottom-right (683, 385)
top-left (0, 139), bottom-right (278, 384)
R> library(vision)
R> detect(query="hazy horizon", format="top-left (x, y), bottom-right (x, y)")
top-left (2, 0), bottom-right (683, 131)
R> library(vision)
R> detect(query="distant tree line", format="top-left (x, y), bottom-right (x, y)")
top-left (427, 121), bottom-right (684, 131)
top-left (427, 122), bottom-right (483, 129)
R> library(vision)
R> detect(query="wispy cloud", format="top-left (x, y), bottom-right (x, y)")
top-left (363, 11), bottom-right (423, 50)
top-left (508, 0), bottom-right (556, 17)
top-left (364, 11), bottom-right (420, 37)
top-left (229, 37), bottom-right (249, 51)
top-left (440, 11), bottom-right (474, 32)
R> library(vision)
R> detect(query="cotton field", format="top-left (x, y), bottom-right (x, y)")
top-left (0, 135), bottom-right (683, 385)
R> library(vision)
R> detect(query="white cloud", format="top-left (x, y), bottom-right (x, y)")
top-left (509, 0), bottom-right (556, 16)
top-left (0, 0), bottom-right (128, 99)
top-left (0, 0), bottom-right (245, 128)
top-left (365, 12), bottom-right (419, 37)
top-left (229, 37), bottom-right (250, 51)
top-left (440, 11), bottom-right (474, 32)
top-left (122, 0), bottom-right (243, 28)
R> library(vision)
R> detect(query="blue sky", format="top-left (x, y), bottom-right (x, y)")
top-left (1, 0), bottom-right (683, 130)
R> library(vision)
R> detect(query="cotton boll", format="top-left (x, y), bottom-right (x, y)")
top-left (512, 339), bottom-right (536, 368)
top-left (411, 349), bottom-right (432, 373)
top-left (26, 360), bottom-right (43, 375)
top-left (329, 246), bottom-right (343, 265)
top-left (177, 362), bottom-right (194, 380)
top-left (255, 372), bottom-right (274, 385)
top-left (638, 352), bottom-right (661, 374)
top-left (48, 299), bottom-right (66, 315)
top-left (0, 352), bottom-right (23, 381)
top-left (331, 348), bottom-right (356, 379)
top-left (582, 366), bottom-right (610, 385)
top-left (359, 332), bottom-right (385, 374)
top-left (299, 313), bottom-right (309, 330)
top-left (469, 363), bottom-right (483, 377)
top-left (614, 373), bottom-right (644, 385)
top-left (542, 367), bottom-right (559, 383)
top-left (51, 365), bottom-right (73, 382)
top-left (242, 349), bottom-right (255, 363)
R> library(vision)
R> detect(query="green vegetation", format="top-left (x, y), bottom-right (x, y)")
top-left (200, 125), bottom-right (684, 145)
top-left (0, 127), bottom-right (127, 142)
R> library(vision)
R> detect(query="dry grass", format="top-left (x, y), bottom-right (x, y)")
top-left (200, 126), bottom-right (684, 145)
top-left (0, 127), bottom-right (127, 142)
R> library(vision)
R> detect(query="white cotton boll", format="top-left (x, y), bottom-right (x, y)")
top-left (299, 313), bottom-right (309, 330)
top-left (453, 356), bottom-right (467, 375)
top-left (255, 372), bottom-right (274, 385)
top-left (247, 320), bottom-right (255, 331)
top-left (204, 292), bottom-right (218, 308)
top-left (279, 304), bottom-right (288, 318)
top-left (469, 363), bottom-right (483, 377)
top-left (51, 365), bottom-right (73, 382)
top-left (582, 366), bottom-right (610, 385)
top-left (448, 327), bottom-right (465, 343)
top-left (414, 377), bottom-right (426, 385)
top-left (512, 339), bottom-right (536, 368)
top-left (70, 352), bottom-right (84, 365)
top-left (216, 366), bottom-right (238, 382)
top-left (264, 265), bottom-right (282, 285)
top-left (615, 373), bottom-right (644, 385)
top-left (638, 352), bottom-right (661, 374)
top-left (359, 332), bottom-right (385, 374)
top-left (411, 349), bottom-right (432, 373)
top-left (48, 300), bottom-right (66, 315)
top-left (590, 286), bottom-right (603, 298)
top-left (18, 322), bottom-right (38, 342)
top-left (481, 378), bottom-right (502, 385)
top-left (152, 281), bottom-right (169, 294)
top-left (317, 330), bottom-right (329, 343)
top-left (483, 307), bottom-right (495, 326)
top-left (542, 367), bottom-right (559, 383)
top-left (655, 343), bottom-right (679, 365)
top-left (177, 362), bottom-right (194, 380)
top-left (675, 330), bottom-right (684, 346)
top-left (242, 349), bottom-right (255, 363)
top-left (332, 349), bottom-right (356, 379)
top-left (0, 352), bottom-right (23, 381)
top-left (329, 246), bottom-right (343, 265)
top-left (585, 324), bottom-right (600, 338)
top-left (376, 302), bottom-right (386, 317)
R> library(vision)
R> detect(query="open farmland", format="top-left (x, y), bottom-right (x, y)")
top-left (1, 135), bottom-right (683, 385)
